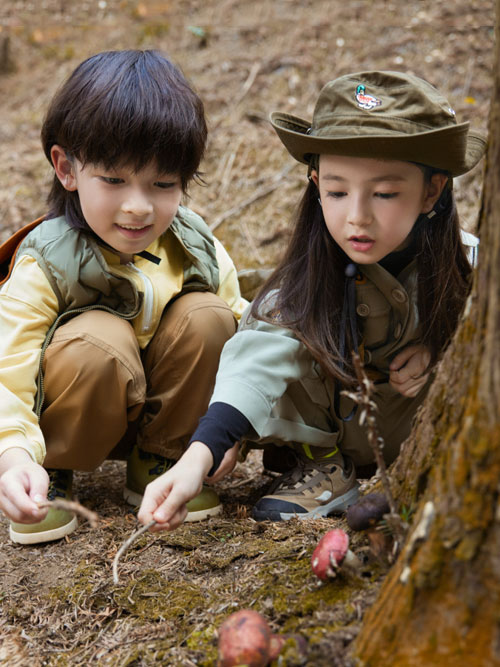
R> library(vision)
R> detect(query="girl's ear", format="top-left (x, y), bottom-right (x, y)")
top-left (421, 173), bottom-right (449, 214)
top-left (310, 169), bottom-right (319, 188)
top-left (51, 145), bottom-right (78, 191)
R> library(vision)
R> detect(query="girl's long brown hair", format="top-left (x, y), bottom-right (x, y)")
top-left (251, 172), bottom-right (472, 387)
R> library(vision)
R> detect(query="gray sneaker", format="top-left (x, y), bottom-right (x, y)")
top-left (252, 455), bottom-right (359, 521)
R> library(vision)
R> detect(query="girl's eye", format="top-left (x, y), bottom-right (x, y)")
top-left (375, 192), bottom-right (398, 199)
top-left (326, 191), bottom-right (347, 199)
top-left (101, 176), bottom-right (123, 185)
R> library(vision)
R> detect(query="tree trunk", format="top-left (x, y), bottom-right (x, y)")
top-left (354, 6), bottom-right (500, 665)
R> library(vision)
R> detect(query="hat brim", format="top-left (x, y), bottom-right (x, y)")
top-left (271, 112), bottom-right (486, 177)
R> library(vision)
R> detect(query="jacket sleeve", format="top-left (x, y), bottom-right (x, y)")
top-left (209, 308), bottom-right (313, 435)
top-left (0, 254), bottom-right (59, 464)
top-left (213, 238), bottom-right (249, 320)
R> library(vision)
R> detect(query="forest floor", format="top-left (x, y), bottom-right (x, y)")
top-left (0, 1), bottom-right (496, 665)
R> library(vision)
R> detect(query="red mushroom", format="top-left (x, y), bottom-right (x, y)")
top-left (218, 609), bottom-right (272, 667)
top-left (311, 528), bottom-right (361, 580)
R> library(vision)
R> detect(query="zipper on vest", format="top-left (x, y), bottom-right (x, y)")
top-left (126, 262), bottom-right (154, 334)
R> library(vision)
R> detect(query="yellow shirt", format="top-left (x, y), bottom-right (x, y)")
top-left (0, 234), bottom-right (247, 464)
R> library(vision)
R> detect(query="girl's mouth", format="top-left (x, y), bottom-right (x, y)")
top-left (348, 236), bottom-right (375, 252)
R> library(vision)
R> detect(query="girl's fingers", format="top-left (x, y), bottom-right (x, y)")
top-left (149, 505), bottom-right (188, 532)
top-left (152, 487), bottom-right (191, 524)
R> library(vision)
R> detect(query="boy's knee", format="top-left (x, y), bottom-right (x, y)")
top-left (44, 310), bottom-right (143, 385)
top-left (162, 292), bottom-right (237, 352)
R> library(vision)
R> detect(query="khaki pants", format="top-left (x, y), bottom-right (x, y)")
top-left (40, 292), bottom-right (237, 471)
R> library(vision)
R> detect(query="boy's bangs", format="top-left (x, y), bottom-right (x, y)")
top-left (45, 50), bottom-right (206, 186)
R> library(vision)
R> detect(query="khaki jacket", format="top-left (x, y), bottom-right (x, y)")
top-left (210, 232), bottom-right (478, 462)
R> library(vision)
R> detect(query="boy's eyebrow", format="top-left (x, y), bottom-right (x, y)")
top-left (321, 173), bottom-right (407, 183)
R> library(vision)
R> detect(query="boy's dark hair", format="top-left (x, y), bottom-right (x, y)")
top-left (41, 49), bottom-right (207, 230)
top-left (251, 168), bottom-right (472, 386)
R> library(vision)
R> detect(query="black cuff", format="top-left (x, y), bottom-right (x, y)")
top-left (189, 402), bottom-right (251, 476)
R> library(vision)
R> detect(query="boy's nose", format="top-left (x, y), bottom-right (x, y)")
top-left (121, 192), bottom-right (153, 217)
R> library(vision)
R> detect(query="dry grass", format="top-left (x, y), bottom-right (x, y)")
top-left (0, 0), bottom-right (495, 664)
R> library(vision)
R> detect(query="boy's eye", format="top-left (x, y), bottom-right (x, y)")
top-left (101, 176), bottom-right (123, 185)
top-left (154, 181), bottom-right (177, 189)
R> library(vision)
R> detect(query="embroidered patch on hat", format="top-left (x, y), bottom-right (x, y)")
top-left (355, 84), bottom-right (382, 111)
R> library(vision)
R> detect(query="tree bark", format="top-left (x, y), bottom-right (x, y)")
top-left (354, 4), bottom-right (500, 665)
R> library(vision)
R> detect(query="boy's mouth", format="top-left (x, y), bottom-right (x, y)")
top-left (116, 223), bottom-right (153, 239)
top-left (117, 224), bottom-right (150, 230)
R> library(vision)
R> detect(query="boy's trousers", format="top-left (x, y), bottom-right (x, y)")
top-left (40, 292), bottom-right (237, 471)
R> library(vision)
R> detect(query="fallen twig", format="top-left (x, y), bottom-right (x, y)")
top-left (112, 519), bottom-right (156, 585)
top-left (343, 354), bottom-right (407, 548)
top-left (37, 498), bottom-right (99, 528)
top-left (210, 163), bottom-right (295, 231)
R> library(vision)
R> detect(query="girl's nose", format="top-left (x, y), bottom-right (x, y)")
top-left (348, 195), bottom-right (372, 226)
top-left (121, 190), bottom-right (153, 216)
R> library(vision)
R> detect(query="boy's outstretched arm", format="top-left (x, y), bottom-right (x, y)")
top-left (137, 441), bottom-right (239, 531)
top-left (0, 448), bottom-right (49, 522)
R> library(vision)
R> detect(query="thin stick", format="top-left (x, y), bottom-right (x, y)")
top-left (343, 354), bottom-right (406, 545)
top-left (112, 520), bottom-right (156, 585)
top-left (233, 61), bottom-right (261, 107)
top-left (210, 163), bottom-right (295, 231)
top-left (37, 498), bottom-right (99, 528)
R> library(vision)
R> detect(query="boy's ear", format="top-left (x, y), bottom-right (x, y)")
top-left (421, 173), bottom-right (448, 213)
top-left (51, 145), bottom-right (78, 191)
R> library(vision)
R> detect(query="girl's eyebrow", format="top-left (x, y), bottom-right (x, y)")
top-left (321, 173), bottom-right (407, 183)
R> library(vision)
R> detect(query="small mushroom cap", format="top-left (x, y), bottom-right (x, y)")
top-left (311, 529), bottom-right (350, 580)
top-left (346, 492), bottom-right (390, 531)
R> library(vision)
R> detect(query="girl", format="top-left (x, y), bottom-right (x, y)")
top-left (138, 69), bottom-right (486, 529)
top-left (0, 50), bottom-right (246, 544)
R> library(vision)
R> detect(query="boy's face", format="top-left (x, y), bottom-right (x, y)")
top-left (311, 155), bottom-right (447, 264)
top-left (52, 147), bottom-right (183, 263)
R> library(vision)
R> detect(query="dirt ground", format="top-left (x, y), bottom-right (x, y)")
top-left (0, 1), bottom-right (496, 665)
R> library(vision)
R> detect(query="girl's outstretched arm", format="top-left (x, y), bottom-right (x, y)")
top-left (137, 441), bottom-right (239, 531)
top-left (389, 344), bottom-right (432, 398)
top-left (0, 448), bottom-right (50, 522)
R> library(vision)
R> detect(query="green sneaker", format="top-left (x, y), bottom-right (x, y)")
top-left (9, 469), bottom-right (78, 544)
top-left (124, 446), bottom-right (222, 521)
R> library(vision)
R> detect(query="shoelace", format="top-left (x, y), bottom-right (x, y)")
top-left (275, 459), bottom-right (336, 491)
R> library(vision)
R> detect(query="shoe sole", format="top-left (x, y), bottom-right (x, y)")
top-left (123, 487), bottom-right (223, 522)
top-left (9, 516), bottom-right (78, 545)
top-left (252, 484), bottom-right (360, 521)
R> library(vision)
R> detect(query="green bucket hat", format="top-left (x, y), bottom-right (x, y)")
top-left (271, 70), bottom-right (486, 176)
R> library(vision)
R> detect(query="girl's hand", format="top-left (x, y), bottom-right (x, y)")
top-left (0, 448), bottom-right (49, 523)
top-left (389, 345), bottom-right (431, 397)
top-left (205, 441), bottom-right (240, 484)
top-left (138, 441), bottom-right (214, 532)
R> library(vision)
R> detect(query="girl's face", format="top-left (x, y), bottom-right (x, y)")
top-left (51, 146), bottom-right (183, 263)
top-left (311, 155), bottom-right (447, 264)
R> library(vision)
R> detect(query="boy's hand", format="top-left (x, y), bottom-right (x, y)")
top-left (138, 441), bottom-right (214, 532)
top-left (389, 345), bottom-right (431, 397)
top-left (0, 448), bottom-right (49, 523)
